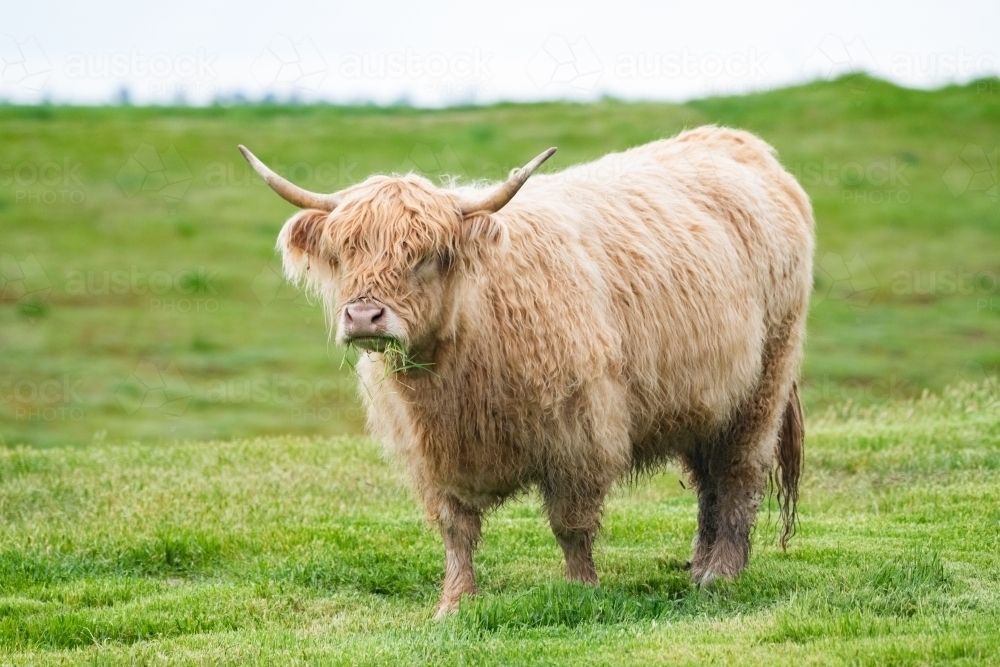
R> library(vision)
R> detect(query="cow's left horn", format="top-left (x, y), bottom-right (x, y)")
top-left (239, 145), bottom-right (342, 211)
top-left (456, 147), bottom-right (557, 215)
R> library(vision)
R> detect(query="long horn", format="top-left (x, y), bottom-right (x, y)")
top-left (239, 145), bottom-right (342, 211)
top-left (456, 147), bottom-right (557, 215)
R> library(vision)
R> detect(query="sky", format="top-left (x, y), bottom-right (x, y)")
top-left (2, 0), bottom-right (998, 106)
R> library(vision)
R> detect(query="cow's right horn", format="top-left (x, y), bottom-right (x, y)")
top-left (239, 145), bottom-right (342, 211)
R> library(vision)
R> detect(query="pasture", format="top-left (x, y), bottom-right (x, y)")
top-left (2, 76), bottom-right (1000, 663)
top-left (1, 383), bottom-right (998, 664)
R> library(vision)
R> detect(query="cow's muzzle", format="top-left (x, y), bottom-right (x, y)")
top-left (341, 300), bottom-right (401, 352)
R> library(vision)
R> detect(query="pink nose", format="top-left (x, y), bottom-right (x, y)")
top-left (343, 301), bottom-right (385, 337)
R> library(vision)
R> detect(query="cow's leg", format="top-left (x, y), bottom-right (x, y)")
top-left (692, 326), bottom-right (802, 586)
top-left (685, 443), bottom-right (719, 575)
top-left (542, 482), bottom-right (608, 585)
top-left (690, 428), bottom-right (772, 586)
top-left (433, 494), bottom-right (482, 619)
top-left (543, 379), bottom-right (628, 585)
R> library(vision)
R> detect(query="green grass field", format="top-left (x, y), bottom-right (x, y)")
top-left (1, 76), bottom-right (1000, 664)
top-left (1, 382), bottom-right (998, 665)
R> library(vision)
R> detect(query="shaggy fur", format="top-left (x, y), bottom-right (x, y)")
top-left (275, 126), bottom-right (814, 616)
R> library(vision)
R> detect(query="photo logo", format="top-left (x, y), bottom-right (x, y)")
top-left (251, 262), bottom-right (311, 308)
top-left (814, 252), bottom-right (879, 308)
top-left (0, 35), bottom-right (52, 97)
top-left (942, 144), bottom-right (998, 202)
top-left (0, 253), bottom-right (52, 314)
top-left (250, 35), bottom-right (327, 93)
top-left (115, 144), bottom-right (193, 202)
top-left (115, 360), bottom-right (192, 417)
top-left (2, 157), bottom-right (86, 205)
top-left (801, 35), bottom-right (878, 92)
top-left (2, 374), bottom-right (85, 422)
top-left (398, 143), bottom-right (466, 181)
top-left (526, 35), bottom-right (602, 92)
top-left (955, 361), bottom-right (1000, 408)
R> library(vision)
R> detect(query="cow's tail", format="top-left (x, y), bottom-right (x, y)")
top-left (776, 380), bottom-right (803, 550)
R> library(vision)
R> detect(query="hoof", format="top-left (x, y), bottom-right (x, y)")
top-left (433, 604), bottom-right (457, 621)
top-left (693, 568), bottom-right (719, 588)
top-left (434, 592), bottom-right (472, 620)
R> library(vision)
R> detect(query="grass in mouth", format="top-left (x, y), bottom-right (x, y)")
top-left (342, 340), bottom-right (437, 397)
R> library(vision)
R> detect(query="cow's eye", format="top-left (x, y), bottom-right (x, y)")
top-left (436, 250), bottom-right (454, 271)
top-left (413, 256), bottom-right (437, 281)
top-left (414, 252), bottom-right (451, 280)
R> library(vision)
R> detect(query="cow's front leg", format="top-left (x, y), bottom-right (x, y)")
top-left (542, 481), bottom-right (608, 585)
top-left (434, 495), bottom-right (482, 619)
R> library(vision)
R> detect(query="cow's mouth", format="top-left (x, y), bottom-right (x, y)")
top-left (348, 336), bottom-right (397, 353)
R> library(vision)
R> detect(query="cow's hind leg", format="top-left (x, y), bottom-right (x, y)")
top-left (691, 329), bottom-right (802, 586)
top-left (432, 494), bottom-right (482, 619)
top-left (689, 419), bottom-right (773, 586)
top-left (686, 442), bottom-right (719, 576)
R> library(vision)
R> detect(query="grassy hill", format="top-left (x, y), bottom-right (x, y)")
top-left (0, 380), bottom-right (998, 664)
top-left (2, 76), bottom-right (999, 447)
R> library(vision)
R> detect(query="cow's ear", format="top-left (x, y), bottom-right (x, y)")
top-left (280, 208), bottom-right (329, 256)
top-left (277, 208), bottom-right (332, 284)
top-left (461, 212), bottom-right (508, 249)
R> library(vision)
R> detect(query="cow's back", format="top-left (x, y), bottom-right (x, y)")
top-left (494, 126), bottom-right (814, 451)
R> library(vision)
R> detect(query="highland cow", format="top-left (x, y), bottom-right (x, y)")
top-left (241, 126), bottom-right (813, 618)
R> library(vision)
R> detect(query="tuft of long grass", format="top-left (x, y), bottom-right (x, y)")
top-left (342, 340), bottom-right (437, 399)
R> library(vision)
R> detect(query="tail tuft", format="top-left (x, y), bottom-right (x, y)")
top-left (777, 381), bottom-right (804, 550)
